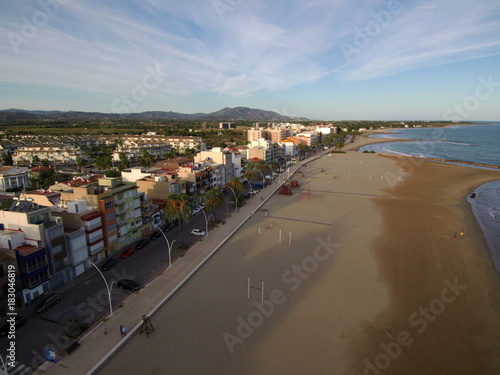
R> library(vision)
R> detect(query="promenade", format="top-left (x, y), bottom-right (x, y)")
top-left (33, 156), bottom-right (312, 375)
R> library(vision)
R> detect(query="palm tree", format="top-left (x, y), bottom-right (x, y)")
top-left (139, 150), bottom-right (154, 168)
top-left (226, 176), bottom-right (243, 194)
top-left (256, 159), bottom-right (268, 173)
top-left (269, 160), bottom-right (279, 173)
top-left (204, 186), bottom-right (224, 222)
top-left (165, 193), bottom-right (192, 246)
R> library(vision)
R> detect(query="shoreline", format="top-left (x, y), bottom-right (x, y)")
top-left (96, 135), bottom-right (500, 374)
top-left (345, 135), bottom-right (500, 374)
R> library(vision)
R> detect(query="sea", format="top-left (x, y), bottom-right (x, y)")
top-left (359, 122), bottom-right (500, 273)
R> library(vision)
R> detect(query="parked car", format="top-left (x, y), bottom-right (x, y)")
top-left (192, 207), bottom-right (201, 215)
top-left (164, 223), bottom-right (176, 232)
top-left (191, 229), bottom-right (206, 236)
top-left (0, 316), bottom-right (26, 336)
top-left (120, 247), bottom-right (135, 259)
top-left (135, 239), bottom-right (149, 250)
top-left (149, 231), bottom-right (162, 241)
top-left (243, 193), bottom-right (251, 199)
top-left (117, 279), bottom-right (141, 291)
top-left (101, 258), bottom-right (117, 271)
top-left (33, 293), bottom-right (61, 314)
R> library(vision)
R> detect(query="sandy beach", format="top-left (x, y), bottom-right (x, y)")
top-left (95, 135), bottom-right (500, 375)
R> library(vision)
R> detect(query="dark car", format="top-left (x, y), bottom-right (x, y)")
top-left (101, 258), bottom-right (117, 271)
top-left (33, 293), bottom-right (61, 314)
top-left (117, 279), bottom-right (141, 291)
top-left (135, 239), bottom-right (149, 250)
top-left (0, 316), bottom-right (26, 336)
top-left (149, 231), bottom-right (162, 241)
top-left (120, 247), bottom-right (135, 259)
top-left (163, 222), bottom-right (176, 232)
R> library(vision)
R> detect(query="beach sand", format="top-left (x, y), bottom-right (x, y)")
top-left (96, 135), bottom-right (500, 375)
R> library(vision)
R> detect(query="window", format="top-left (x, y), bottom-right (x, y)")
top-left (104, 200), bottom-right (114, 210)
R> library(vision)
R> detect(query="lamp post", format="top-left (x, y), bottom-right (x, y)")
top-left (90, 262), bottom-right (116, 318)
top-left (156, 227), bottom-right (176, 268)
top-left (226, 185), bottom-right (238, 214)
top-left (200, 209), bottom-right (212, 237)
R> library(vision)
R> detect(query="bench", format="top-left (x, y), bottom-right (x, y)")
top-left (65, 341), bottom-right (80, 354)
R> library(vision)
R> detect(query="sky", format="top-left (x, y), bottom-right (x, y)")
top-left (1, 0), bottom-right (500, 121)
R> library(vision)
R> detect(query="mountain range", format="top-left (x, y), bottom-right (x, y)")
top-left (0, 107), bottom-right (308, 122)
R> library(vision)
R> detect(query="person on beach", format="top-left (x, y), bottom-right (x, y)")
top-left (461, 230), bottom-right (464, 237)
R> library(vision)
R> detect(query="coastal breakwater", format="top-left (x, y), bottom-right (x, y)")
top-left (374, 152), bottom-right (500, 170)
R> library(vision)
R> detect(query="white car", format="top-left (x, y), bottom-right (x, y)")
top-left (192, 207), bottom-right (201, 215)
top-left (191, 229), bottom-right (206, 236)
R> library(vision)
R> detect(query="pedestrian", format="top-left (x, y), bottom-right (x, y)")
top-left (460, 230), bottom-right (464, 237)
top-left (453, 233), bottom-right (457, 240)
top-left (102, 324), bottom-right (107, 335)
top-left (121, 325), bottom-right (127, 336)
top-left (120, 325), bottom-right (124, 336)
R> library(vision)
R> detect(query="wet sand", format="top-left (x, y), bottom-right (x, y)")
top-left (96, 136), bottom-right (500, 375)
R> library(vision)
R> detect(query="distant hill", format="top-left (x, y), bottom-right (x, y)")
top-left (0, 107), bottom-right (308, 122)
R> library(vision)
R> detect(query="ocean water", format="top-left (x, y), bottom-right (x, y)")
top-left (359, 123), bottom-right (500, 167)
top-left (359, 123), bottom-right (500, 273)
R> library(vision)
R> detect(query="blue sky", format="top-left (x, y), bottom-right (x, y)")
top-left (1, 0), bottom-right (499, 120)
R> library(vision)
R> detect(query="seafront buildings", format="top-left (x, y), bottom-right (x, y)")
top-left (0, 123), bottom-right (341, 312)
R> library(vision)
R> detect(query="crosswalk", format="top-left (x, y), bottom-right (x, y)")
top-left (4, 362), bottom-right (32, 375)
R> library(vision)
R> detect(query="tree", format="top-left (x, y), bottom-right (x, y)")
top-left (139, 150), bottom-right (154, 168)
top-left (118, 152), bottom-right (130, 171)
top-left (32, 155), bottom-right (41, 165)
top-left (226, 176), bottom-right (243, 194)
top-left (76, 156), bottom-right (86, 173)
top-left (164, 193), bottom-right (192, 247)
top-left (95, 155), bottom-right (112, 171)
top-left (269, 160), bottom-right (279, 173)
top-left (204, 186), bottom-right (224, 222)
top-left (1, 151), bottom-right (13, 166)
top-left (41, 158), bottom-right (51, 167)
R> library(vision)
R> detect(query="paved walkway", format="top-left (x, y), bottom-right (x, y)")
top-left (33, 155), bottom-right (326, 375)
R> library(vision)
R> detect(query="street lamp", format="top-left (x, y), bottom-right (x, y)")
top-left (226, 185), bottom-right (238, 214)
top-left (156, 227), bottom-right (176, 268)
top-left (200, 209), bottom-right (213, 237)
top-left (90, 261), bottom-right (116, 318)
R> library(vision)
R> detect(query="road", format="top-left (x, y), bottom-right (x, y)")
top-left (0, 194), bottom-right (246, 374)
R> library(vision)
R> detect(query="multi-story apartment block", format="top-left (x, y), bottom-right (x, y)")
top-left (177, 164), bottom-right (211, 205)
top-left (12, 143), bottom-right (87, 166)
top-left (112, 140), bottom-right (172, 163)
top-left (0, 198), bottom-right (69, 303)
top-left (247, 139), bottom-right (275, 163)
top-left (247, 128), bottom-right (267, 142)
top-left (194, 147), bottom-right (234, 187)
top-left (54, 177), bottom-right (142, 255)
top-left (164, 136), bottom-right (206, 153)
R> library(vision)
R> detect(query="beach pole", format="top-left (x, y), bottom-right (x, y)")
top-left (289, 231), bottom-right (292, 246)
top-left (279, 229), bottom-right (282, 244)
top-left (262, 281), bottom-right (264, 303)
top-left (258, 227), bottom-right (261, 234)
top-left (248, 277), bottom-right (250, 299)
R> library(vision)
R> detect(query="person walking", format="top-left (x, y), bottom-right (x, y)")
top-left (121, 325), bottom-right (127, 336)
top-left (102, 324), bottom-right (107, 335)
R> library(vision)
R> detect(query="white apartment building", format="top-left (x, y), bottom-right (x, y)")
top-left (0, 166), bottom-right (30, 191)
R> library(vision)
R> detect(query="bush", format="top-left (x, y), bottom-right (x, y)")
top-left (64, 319), bottom-right (88, 339)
